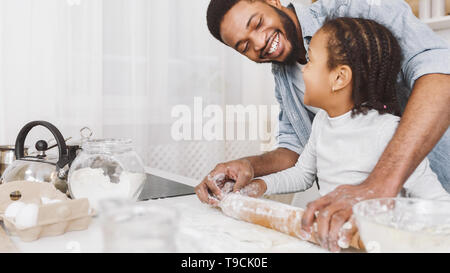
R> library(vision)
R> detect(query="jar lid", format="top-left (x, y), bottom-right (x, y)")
top-left (82, 139), bottom-right (133, 153)
top-left (0, 146), bottom-right (29, 151)
top-left (0, 145), bottom-right (15, 151)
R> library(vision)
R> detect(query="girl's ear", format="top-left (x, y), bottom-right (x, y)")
top-left (265, 0), bottom-right (282, 9)
top-left (330, 65), bottom-right (352, 92)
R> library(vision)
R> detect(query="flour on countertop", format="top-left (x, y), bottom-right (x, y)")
top-left (166, 200), bottom-right (326, 253)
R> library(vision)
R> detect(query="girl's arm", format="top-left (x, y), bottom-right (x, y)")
top-left (257, 145), bottom-right (317, 195)
top-left (255, 111), bottom-right (325, 195)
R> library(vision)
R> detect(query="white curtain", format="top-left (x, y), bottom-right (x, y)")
top-left (0, 0), bottom-right (277, 179)
top-left (0, 0), bottom-right (103, 141)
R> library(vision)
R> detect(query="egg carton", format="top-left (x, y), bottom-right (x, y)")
top-left (0, 181), bottom-right (93, 242)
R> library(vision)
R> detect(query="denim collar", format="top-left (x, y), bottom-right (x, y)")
top-left (271, 2), bottom-right (320, 73)
top-left (290, 2), bottom-right (320, 45)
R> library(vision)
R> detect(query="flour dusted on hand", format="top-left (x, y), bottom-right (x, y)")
top-left (69, 167), bottom-right (145, 210)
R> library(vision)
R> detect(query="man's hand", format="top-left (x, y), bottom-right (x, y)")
top-left (301, 180), bottom-right (397, 252)
top-left (195, 159), bottom-right (254, 206)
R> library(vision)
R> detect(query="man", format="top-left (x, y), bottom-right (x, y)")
top-left (196, 0), bottom-right (450, 251)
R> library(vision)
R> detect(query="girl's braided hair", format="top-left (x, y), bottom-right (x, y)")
top-left (321, 17), bottom-right (403, 116)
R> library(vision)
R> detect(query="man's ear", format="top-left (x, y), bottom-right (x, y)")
top-left (265, 0), bottom-right (282, 9)
top-left (331, 65), bottom-right (352, 91)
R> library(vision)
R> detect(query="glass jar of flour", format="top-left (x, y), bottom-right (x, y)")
top-left (67, 139), bottom-right (146, 210)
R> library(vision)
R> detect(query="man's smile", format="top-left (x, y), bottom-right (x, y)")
top-left (261, 30), bottom-right (284, 60)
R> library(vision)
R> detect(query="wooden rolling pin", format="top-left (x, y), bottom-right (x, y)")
top-left (219, 193), bottom-right (365, 250)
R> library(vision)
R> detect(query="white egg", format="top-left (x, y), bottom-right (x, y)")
top-left (15, 203), bottom-right (39, 229)
top-left (4, 201), bottom-right (26, 220)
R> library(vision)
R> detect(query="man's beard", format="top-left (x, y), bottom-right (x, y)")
top-left (268, 6), bottom-right (303, 65)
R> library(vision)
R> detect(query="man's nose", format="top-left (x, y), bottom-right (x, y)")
top-left (250, 32), bottom-right (266, 54)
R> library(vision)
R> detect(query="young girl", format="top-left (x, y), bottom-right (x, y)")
top-left (249, 17), bottom-right (450, 202)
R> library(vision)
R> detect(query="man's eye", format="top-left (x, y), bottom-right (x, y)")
top-left (243, 43), bottom-right (249, 53)
top-left (256, 18), bottom-right (262, 29)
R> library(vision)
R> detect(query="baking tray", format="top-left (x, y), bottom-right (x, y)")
top-left (138, 173), bottom-right (196, 201)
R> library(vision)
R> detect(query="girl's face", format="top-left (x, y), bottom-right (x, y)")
top-left (301, 30), bottom-right (335, 109)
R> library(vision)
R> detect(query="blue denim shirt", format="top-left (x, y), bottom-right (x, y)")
top-left (274, 0), bottom-right (450, 155)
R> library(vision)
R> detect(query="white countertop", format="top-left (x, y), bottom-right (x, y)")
top-left (9, 168), bottom-right (328, 253)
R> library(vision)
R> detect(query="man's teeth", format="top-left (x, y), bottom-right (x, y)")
top-left (268, 33), bottom-right (280, 55)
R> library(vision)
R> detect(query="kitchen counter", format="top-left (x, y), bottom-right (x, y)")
top-left (9, 167), bottom-right (330, 253)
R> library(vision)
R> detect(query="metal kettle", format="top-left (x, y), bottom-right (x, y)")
top-left (0, 121), bottom-right (80, 195)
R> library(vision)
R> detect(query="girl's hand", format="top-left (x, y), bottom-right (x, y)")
top-left (220, 179), bottom-right (268, 199)
top-left (239, 179), bottom-right (267, 198)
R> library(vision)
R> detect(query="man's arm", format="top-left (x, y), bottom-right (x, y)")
top-left (351, 0), bottom-right (450, 190)
top-left (243, 147), bottom-right (299, 177)
top-left (366, 73), bottom-right (450, 193)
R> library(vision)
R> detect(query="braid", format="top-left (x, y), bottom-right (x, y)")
top-left (374, 22), bottom-right (391, 113)
top-left (384, 28), bottom-right (403, 116)
top-left (345, 18), bottom-right (370, 114)
top-left (335, 20), bottom-right (362, 105)
top-left (356, 19), bottom-right (380, 114)
top-left (321, 17), bottom-right (403, 117)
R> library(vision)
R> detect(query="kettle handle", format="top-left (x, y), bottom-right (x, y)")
top-left (14, 121), bottom-right (70, 169)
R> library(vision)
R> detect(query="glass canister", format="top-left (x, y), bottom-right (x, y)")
top-left (67, 139), bottom-right (146, 210)
top-left (100, 198), bottom-right (179, 253)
